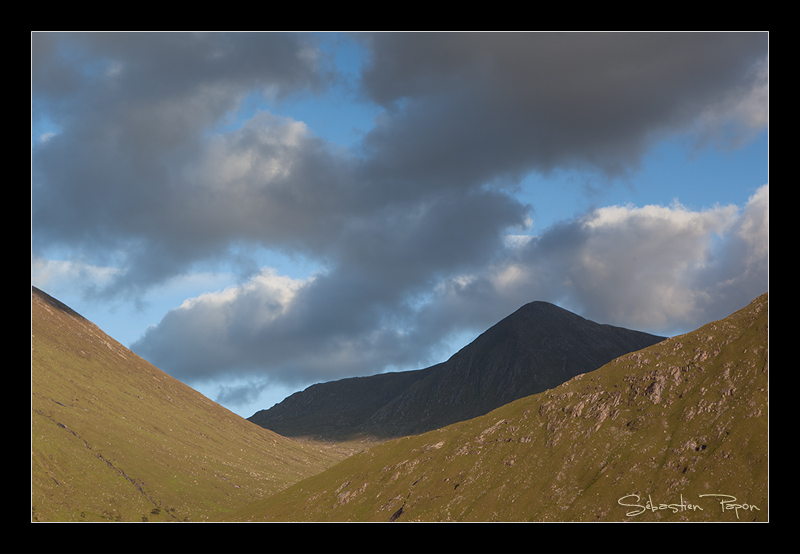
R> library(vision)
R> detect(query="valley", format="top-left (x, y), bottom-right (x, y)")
top-left (31, 286), bottom-right (768, 522)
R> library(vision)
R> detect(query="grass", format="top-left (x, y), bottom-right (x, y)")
top-left (31, 287), bottom-right (767, 522)
top-left (31, 287), bottom-right (345, 522)
top-left (225, 293), bottom-right (768, 522)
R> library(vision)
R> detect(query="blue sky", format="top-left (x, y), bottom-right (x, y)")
top-left (31, 32), bottom-right (769, 418)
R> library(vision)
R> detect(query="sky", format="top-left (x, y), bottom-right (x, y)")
top-left (31, 32), bottom-right (769, 419)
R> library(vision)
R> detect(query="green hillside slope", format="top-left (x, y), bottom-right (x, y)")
top-left (31, 287), bottom-right (343, 522)
top-left (228, 292), bottom-right (768, 522)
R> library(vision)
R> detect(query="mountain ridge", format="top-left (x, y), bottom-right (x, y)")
top-left (229, 292), bottom-right (768, 522)
top-left (248, 300), bottom-right (666, 440)
top-left (31, 285), bottom-right (767, 522)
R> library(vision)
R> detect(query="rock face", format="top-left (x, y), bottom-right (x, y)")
top-left (249, 301), bottom-right (665, 440)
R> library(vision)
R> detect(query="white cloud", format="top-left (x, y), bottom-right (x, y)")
top-left (31, 256), bottom-right (120, 291)
top-left (737, 183), bottom-right (769, 264)
top-left (177, 268), bottom-right (308, 324)
top-left (515, 184), bottom-right (768, 331)
top-left (131, 268), bottom-right (315, 382)
top-left (416, 184), bottom-right (768, 339)
top-left (190, 111), bottom-right (311, 199)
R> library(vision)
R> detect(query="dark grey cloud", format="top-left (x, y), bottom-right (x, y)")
top-left (130, 183), bottom-right (768, 391)
top-left (357, 32), bottom-right (768, 183)
top-left (32, 32), bottom-right (768, 400)
top-left (32, 32), bottom-right (330, 109)
top-left (131, 186), bottom-right (528, 385)
top-left (32, 33), bottom-right (338, 292)
top-left (32, 32), bottom-right (767, 293)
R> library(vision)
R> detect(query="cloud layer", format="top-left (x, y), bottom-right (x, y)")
top-left (32, 32), bottom-right (768, 400)
top-left (129, 182), bottom-right (767, 390)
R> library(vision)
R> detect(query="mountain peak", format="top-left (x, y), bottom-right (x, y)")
top-left (249, 300), bottom-right (665, 440)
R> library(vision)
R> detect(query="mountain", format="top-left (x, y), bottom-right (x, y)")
top-left (247, 366), bottom-right (438, 443)
top-left (248, 301), bottom-right (666, 440)
top-left (31, 286), bottom-right (344, 522)
top-left (228, 292), bottom-right (768, 522)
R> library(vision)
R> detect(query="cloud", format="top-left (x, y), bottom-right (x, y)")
top-left (356, 32), bottom-right (768, 183)
top-left (131, 186), bottom-right (528, 385)
top-left (32, 32), bottom-right (767, 300)
top-left (31, 256), bottom-right (120, 291)
top-left (420, 183), bottom-right (769, 338)
top-left (133, 184), bottom-right (768, 391)
top-left (132, 269), bottom-right (311, 382)
top-left (32, 32), bottom-right (336, 294)
top-left (693, 55), bottom-right (769, 150)
top-left (33, 33), bottom-right (768, 406)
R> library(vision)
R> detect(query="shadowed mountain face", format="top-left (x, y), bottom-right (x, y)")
top-left (249, 301), bottom-right (666, 440)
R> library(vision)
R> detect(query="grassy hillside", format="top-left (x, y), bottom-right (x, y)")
top-left (227, 292), bottom-right (768, 522)
top-left (31, 287), bottom-right (344, 522)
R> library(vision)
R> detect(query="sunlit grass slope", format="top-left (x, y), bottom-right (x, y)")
top-left (31, 287), bottom-right (343, 522)
top-left (228, 292), bottom-right (768, 522)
